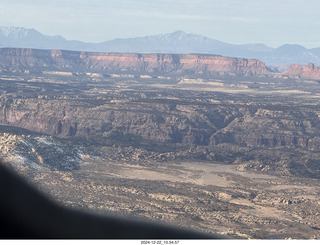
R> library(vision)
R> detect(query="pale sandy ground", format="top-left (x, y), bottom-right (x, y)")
top-left (79, 156), bottom-right (320, 238)
top-left (16, 155), bottom-right (320, 239)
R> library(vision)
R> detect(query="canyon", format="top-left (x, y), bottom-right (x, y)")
top-left (1, 48), bottom-right (320, 239)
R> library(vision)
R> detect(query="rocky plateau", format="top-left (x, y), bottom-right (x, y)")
top-left (0, 48), bottom-right (268, 76)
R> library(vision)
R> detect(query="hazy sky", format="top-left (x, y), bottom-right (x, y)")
top-left (0, 0), bottom-right (319, 48)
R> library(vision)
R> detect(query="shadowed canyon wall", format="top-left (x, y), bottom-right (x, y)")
top-left (1, 98), bottom-right (320, 152)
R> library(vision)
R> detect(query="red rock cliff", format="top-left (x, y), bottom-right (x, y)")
top-left (0, 48), bottom-right (268, 76)
top-left (283, 63), bottom-right (320, 80)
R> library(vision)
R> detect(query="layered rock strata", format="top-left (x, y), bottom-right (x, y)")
top-left (0, 48), bottom-right (268, 76)
top-left (1, 98), bottom-right (320, 151)
top-left (283, 63), bottom-right (320, 80)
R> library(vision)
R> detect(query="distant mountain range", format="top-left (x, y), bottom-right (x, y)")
top-left (1, 26), bottom-right (320, 67)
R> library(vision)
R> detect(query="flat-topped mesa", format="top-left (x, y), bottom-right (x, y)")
top-left (0, 48), bottom-right (268, 76)
top-left (283, 63), bottom-right (320, 80)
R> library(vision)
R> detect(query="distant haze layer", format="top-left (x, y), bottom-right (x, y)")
top-left (1, 26), bottom-right (320, 66)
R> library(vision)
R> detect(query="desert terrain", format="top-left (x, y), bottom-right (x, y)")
top-left (1, 48), bottom-right (320, 239)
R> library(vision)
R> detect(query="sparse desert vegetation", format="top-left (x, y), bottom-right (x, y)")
top-left (1, 50), bottom-right (320, 239)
